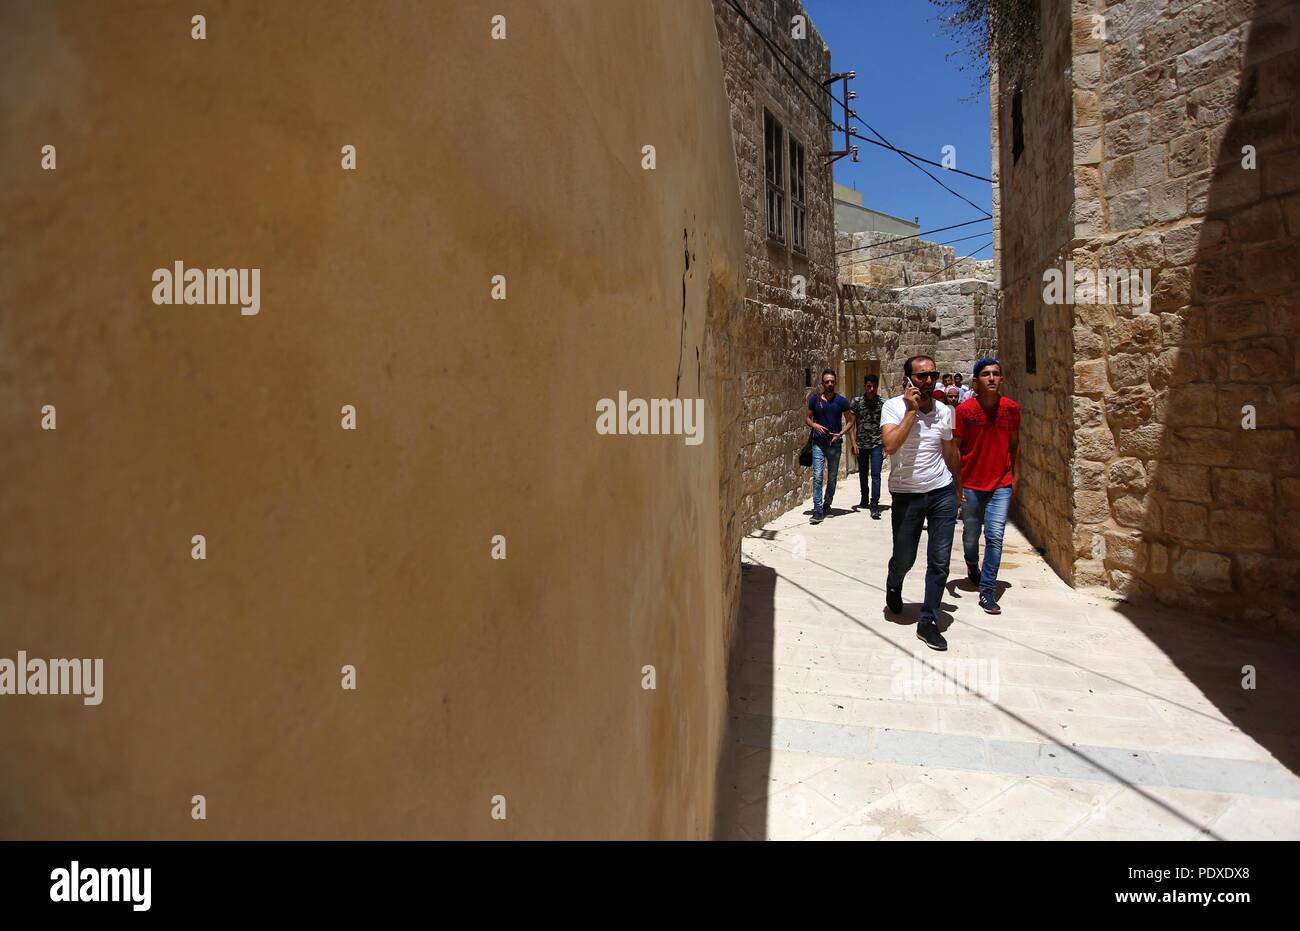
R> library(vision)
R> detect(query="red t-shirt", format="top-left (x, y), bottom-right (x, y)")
top-left (953, 396), bottom-right (1021, 491)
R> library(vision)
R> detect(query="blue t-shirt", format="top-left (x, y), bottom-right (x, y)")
top-left (808, 392), bottom-right (851, 444)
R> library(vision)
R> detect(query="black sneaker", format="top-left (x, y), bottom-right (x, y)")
top-left (811, 511), bottom-right (823, 524)
top-left (979, 590), bottom-right (1002, 615)
top-left (886, 588), bottom-right (903, 613)
top-left (870, 508), bottom-right (881, 520)
top-left (858, 501), bottom-right (870, 510)
top-left (967, 561), bottom-right (980, 585)
top-left (916, 619), bottom-right (948, 651)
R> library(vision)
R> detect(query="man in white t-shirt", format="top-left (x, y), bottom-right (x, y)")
top-left (880, 355), bottom-right (963, 651)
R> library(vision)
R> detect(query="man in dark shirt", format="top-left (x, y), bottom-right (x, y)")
top-left (849, 374), bottom-right (885, 519)
top-left (805, 368), bottom-right (853, 524)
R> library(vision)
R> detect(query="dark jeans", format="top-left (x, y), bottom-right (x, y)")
top-left (962, 485), bottom-right (1012, 593)
top-left (856, 443), bottom-right (883, 508)
top-left (810, 438), bottom-right (842, 514)
top-left (886, 482), bottom-right (957, 624)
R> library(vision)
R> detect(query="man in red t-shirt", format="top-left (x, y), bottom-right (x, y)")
top-left (952, 358), bottom-right (1020, 615)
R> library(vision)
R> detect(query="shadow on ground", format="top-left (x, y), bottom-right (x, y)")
top-left (712, 562), bottom-right (774, 840)
top-left (1114, 601), bottom-right (1300, 775)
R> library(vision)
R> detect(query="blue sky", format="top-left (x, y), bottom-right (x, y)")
top-left (802, 0), bottom-right (994, 258)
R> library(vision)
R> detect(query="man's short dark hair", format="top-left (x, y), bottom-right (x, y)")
top-left (954, 373), bottom-right (963, 383)
top-left (864, 374), bottom-right (879, 385)
top-left (822, 368), bottom-right (836, 379)
top-left (903, 355), bottom-right (935, 376)
top-left (973, 356), bottom-right (1001, 378)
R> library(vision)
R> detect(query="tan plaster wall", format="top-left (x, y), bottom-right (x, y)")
top-left (0, 0), bottom-right (745, 838)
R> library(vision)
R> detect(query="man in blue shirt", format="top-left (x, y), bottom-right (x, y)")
top-left (805, 368), bottom-right (854, 524)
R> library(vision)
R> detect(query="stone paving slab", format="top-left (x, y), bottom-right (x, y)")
top-left (717, 485), bottom-right (1300, 841)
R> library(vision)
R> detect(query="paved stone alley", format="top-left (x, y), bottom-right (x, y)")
top-left (716, 483), bottom-right (1300, 841)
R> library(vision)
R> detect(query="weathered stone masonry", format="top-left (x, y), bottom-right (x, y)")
top-left (992, 0), bottom-right (1079, 581)
top-left (837, 228), bottom-right (995, 288)
top-left (838, 284), bottom-right (941, 388)
top-left (837, 232), bottom-right (998, 384)
top-left (995, 0), bottom-right (1300, 634)
top-left (899, 278), bottom-right (1000, 379)
top-left (713, 0), bottom-right (837, 537)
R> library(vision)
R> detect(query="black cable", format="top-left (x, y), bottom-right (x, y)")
top-left (724, 0), bottom-right (851, 112)
top-left (724, 0), bottom-right (993, 218)
top-left (907, 239), bottom-right (994, 287)
top-left (851, 125), bottom-right (992, 218)
top-left (836, 231), bottom-right (991, 265)
top-left (834, 217), bottom-right (989, 256)
top-left (723, 0), bottom-right (840, 130)
top-left (847, 131), bottom-right (993, 183)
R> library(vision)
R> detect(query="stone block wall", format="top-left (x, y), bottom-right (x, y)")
top-left (837, 229), bottom-right (995, 288)
top-left (713, 0), bottom-right (838, 535)
top-left (898, 278), bottom-right (999, 378)
top-left (975, 285), bottom-right (1000, 363)
top-left (995, 0), bottom-right (1300, 633)
top-left (991, 0), bottom-right (1080, 580)
top-left (957, 257), bottom-right (997, 281)
top-left (1067, 0), bottom-right (1300, 632)
top-left (838, 284), bottom-right (939, 395)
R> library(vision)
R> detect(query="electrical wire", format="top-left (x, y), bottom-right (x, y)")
top-left (847, 131), bottom-right (993, 182)
top-left (850, 125), bottom-right (992, 218)
top-left (907, 239), bottom-right (994, 287)
top-left (722, 0), bottom-right (993, 227)
top-left (834, 217), bottom-right (990, 256)
top-left (722, 0), bottom-right (841, 129)
top-left (723, 0), bottom-right (851, 112)
top-left (836, 230), bottom-right (992, 265)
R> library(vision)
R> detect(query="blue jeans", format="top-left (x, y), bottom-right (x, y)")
top-left (856, 443), bottom-right (883, 507)
top-left (886, 482), bottom-right (957, 623)
top-left (962, 485), bottom-right (1012, 593)
top-left (811, 439), bottom-right (842, 514)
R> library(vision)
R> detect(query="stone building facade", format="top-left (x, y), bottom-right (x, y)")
top-left (837, 226), bottom-right (998, 385)
top-left (993, 0), bottom-right (1300, 633)
top-left (712, 0), bottom-right (838, 536)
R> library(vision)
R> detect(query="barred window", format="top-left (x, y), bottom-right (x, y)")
top-left (764, 108), bottom-right (785, 243)
top-left (789, 134), bottom-right (806, 253)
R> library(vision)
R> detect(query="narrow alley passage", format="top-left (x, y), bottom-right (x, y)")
top-left (716, 489), bottom-right (1300, 841)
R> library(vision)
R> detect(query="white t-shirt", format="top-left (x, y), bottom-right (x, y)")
top-left (881, 395), bottom-right (955, 493)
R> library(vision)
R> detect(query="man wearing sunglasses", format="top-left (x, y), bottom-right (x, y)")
top-left (880, 355), bottom-right (961, 651)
